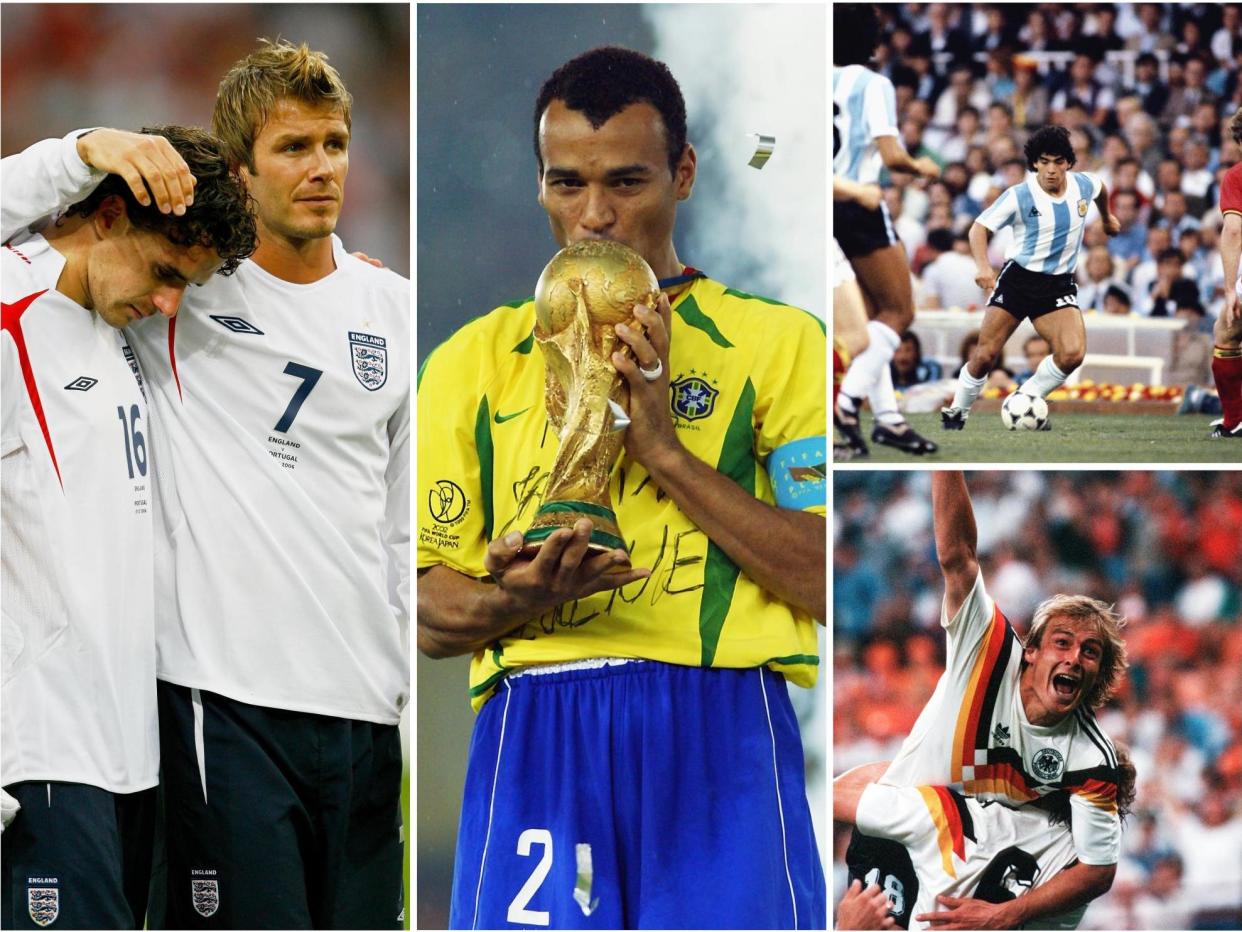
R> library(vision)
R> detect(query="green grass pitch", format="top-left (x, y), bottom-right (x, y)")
top-left (847, 412), bottom-right (1240, 463)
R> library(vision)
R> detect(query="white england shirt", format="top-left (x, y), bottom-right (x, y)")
top-left (6, 134), bottom-right (411, 725)
top-left (857, 783), bottom-right (1085, 931)
top-left (834, 64), bottom-right (899, 186)
top-left (1, 235), bottom-right (158, 792)
top-left (976, 172), bottom-right (1103, 276)
top-left (882, 572), bottom-right (1121, 867)
top-left (128, 243), bottom-right (410, 724)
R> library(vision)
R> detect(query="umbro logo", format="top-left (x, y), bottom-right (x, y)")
top-left (209, 315), bottom-right (264, 335)
top-left (64, 377), bottom-right (98, 391)
top-left (993, 723), bottom-right (1011, 746)
top-left (1028, 207), bottom-right (1041, 217)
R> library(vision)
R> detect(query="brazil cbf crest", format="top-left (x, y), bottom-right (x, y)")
top-left (670, 374), bottom-right (719, 421)
top-left (27, 877), bottom-right (59, 927)
top-left (349, 331), bottom-right (387, 391)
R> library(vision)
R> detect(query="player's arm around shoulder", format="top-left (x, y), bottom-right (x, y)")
top-left (932, 472), bottom-right (980, 625)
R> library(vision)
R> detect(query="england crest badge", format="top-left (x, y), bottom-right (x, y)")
top-left (192, 879), bottom-right (219, 918)
top-left (349, 331), bottom-right (388, 391)
top-left (27, 879), bottom-right (58, 927)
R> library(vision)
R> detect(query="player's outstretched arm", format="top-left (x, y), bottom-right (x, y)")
top-left (916, 861), bottom-right (1114, 930)
top-left (933, 472), bottom-right (979, 622)
top-left (417, 519), bottom-right (650, 658)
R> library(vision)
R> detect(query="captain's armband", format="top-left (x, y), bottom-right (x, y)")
top-left (767, 436), bottom-right (826, 510)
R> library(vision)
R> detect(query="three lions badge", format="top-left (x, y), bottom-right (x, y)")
top-left (349, 332), bottom-right (388, 391)
top-left (27, 878), bottom-right (58, 927)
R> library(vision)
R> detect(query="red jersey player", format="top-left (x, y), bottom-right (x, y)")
top-left (1213, 107), bottom-right (1242, 439)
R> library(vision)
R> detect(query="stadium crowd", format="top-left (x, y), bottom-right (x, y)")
top-left (864, 3), bottom-right (1241, 341)
top-left (833, 470), bottom-right (1242, 930)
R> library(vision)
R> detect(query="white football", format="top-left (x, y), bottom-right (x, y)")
top-left (1001, 392), bottom-right (1049, 431)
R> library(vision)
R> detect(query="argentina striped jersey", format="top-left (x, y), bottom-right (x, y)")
top-left (976, 172), bottom-right (1103, 276)
top-left (833, 64), bottom-right (899, 185)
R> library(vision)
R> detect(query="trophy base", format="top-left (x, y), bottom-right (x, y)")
top-left (523, 500), bottom-right (625, 553)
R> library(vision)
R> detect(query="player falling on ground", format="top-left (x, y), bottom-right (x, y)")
top-left (942, 126), bottom-right (1121, 432)
top-left (833, 3), bottom-right (941, 458)
top-left (1212, 107), bottom-right (1242, 439)
top-left (2, 42), bottom-right (410, 929)
top-left (1, 127), bottom-right (254, 929)
top-left (834, 746), bottom-right (1136, 930)
top-left (419, 46), bottom-right (826, 929)
top-left (846, 471), bottom-right (1127, 929)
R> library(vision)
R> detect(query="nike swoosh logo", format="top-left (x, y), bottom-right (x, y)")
top-left (493, 407), bottom-right (531, 424)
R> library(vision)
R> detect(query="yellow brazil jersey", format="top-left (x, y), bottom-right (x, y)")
top-left (417, 273), bottom-right (826, 710)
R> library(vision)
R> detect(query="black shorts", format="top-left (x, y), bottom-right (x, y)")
top-left (845, 827), bottom-right (918, 930)
top-left (1, 782), bottom-right (156, 929)
top-left (147, 683), bottom-right (404, 929)
top-left (834, 198), bottom-right (900, 260)
top-left (988, 260), bottom-right (1078, 321)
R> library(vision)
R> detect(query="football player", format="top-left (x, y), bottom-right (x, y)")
top-left (1, 126), bottom-right (255, 929)
top-left (845, 471), bottom-right (1128, 928)
top-left (2, 42), bottom-right (410, 928)
top-left (1211, 106), bottom-right (1242, 438)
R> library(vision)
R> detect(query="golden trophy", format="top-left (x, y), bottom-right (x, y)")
top-left (523, 240), bottom-right (660, 553)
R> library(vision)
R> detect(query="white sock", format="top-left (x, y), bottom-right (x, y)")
top-left (951, 364), bottom-right (988, 411)
top-left (1022, 356), bottom-right (1069, 398)
top-left (870, 364), bottom-right (904, 425)
top-left (839, 321), bottom-right (901, 409)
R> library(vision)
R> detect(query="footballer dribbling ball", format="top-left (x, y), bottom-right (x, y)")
top-left (1001, 392), bottom-right (1049, 431)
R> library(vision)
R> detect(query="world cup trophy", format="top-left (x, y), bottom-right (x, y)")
top-left (523, 240), bottom-right (660, 553)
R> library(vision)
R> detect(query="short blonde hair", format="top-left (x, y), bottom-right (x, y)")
top-left (213, 39), bottom-right (353, 173)
top-left (1025, 594), bottom-right (1128, 710)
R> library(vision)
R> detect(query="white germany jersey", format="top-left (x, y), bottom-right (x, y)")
top-left (127, 239), bottom-right (410, 724)
top-left (857, 783), bottom-right (1085, 931)
top-left (976, 173), bottom-right (1102, 276)
top-left (833, 64), bottom-right (898, 185)
top-left (1, 235), bottom-right (158, 792)
top-left (882, 572), bottom-right (1121, 866)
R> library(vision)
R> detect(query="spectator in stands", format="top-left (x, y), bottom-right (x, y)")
top-left (1109, 189), bottom-right (1149, 267)
top-left (938, 105), bottom-right (983, 164)
top-left (1018, 8), bottom-right (1061, 53)
top-left (1051, 51), bottom-right (1117, 128)
top-left (1082, 4), bottom-right (1126, 61)
top-left (890, 331), bottom-right (943, 389)
top-left (1123, 109), bottom-right (1164, 177)
top-left (1132, 225), bottom-right (1173, 297)
top-left (1013, 335), bottom-right (1051, 384)
top-left (1131, 53), bottom-right (1172, 120)
top-left (1127, 4), bottom-right (1176, 55)
top-left (1210, 6), bottom-right (1240, 67)
top-left (1141, 248), bottom-right (1200, 317)
top-left (1181, 136), bottom-right (1216, 208)
top-left (931, 65), bottom-right (985, 141)
top-left (1163, 56), bottom-right (1216, 127)
top-left (920, 229), bottom-right (986, 310)
top-left (1168, 299), bottom-right (1214, 385)
top-left (1079, 244), bottom-right (1127, 312)
top-left (1158, 190), bottom-right (1202, 239)
top-left (920, 3), bottom-right (972, 74)
top-left (1011, 57), bottom-right (1050, 130)
top-left (1103, 283), bottom-right (1134, 315)
top-left (973, 6), bottom-right (1013, 55)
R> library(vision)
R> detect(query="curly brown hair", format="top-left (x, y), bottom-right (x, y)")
top-left (64, 125), bottom-right (256, 276)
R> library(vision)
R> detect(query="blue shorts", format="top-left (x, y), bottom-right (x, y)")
top-left (448, 661), bottom-right (825, 930)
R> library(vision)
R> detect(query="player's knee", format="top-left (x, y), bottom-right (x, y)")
top-left (1054, 347), bottom-right (1085, 372)
top-left (1215, 315), bottom-right (1242, 346)
top-left (971, 344), bottom-right (999, 374)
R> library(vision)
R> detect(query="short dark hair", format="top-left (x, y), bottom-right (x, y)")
top-left (64, 126), bottom-right (256, 276)
top-left (1157, 246), bottom-right (1184, 264)
top-left (1231, 107), bottom-right (1242, 146)
top-left (533, 47), bottom-right (687, 176)
top-left (927, 228), bottom-right (954, 252)
top-left (834, 4), bottom-right (882, 67)
top-left (1024, 125), bottom-right (1077, 170)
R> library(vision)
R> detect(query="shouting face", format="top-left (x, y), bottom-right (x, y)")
top-left (1020, 618), bottom-right (1104, 725)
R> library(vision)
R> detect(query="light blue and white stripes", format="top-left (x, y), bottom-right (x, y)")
top-left (976, 172), bottom-right (1101, 276)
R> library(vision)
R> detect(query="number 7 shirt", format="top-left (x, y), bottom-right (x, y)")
top-left (127, 240), bottom-right (410, 724)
